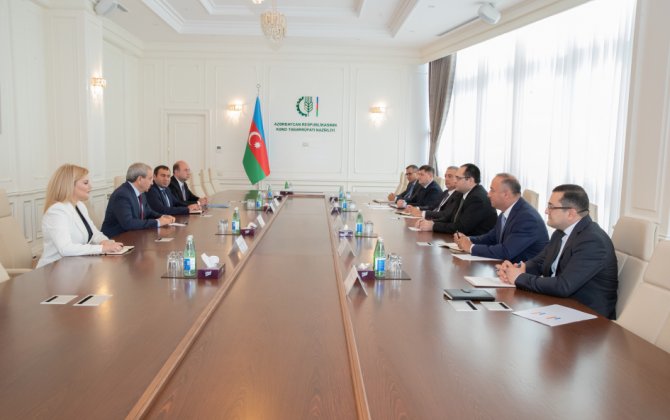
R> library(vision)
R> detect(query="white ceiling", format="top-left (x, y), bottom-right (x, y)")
top-left (101, 0), bottom-right (527, 49)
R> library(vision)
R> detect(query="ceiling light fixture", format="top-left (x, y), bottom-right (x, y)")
top-left (251, 0), bottom-right (265, 4)
top-left (477, 3), bottom-right (501, 25)
top-left (260, 1), bottom-right (286, 46)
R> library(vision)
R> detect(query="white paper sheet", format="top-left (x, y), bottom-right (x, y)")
top-left (41, 295), bottom-right (78, 305)
top-left (465, 276), bottom-right (516, 288)
top-left (481, 301), bottom-right (513, 311)
top-left (513, 304), bottom-right (597, 326)
top-left (452, 254), bottom-right (502, 262)
top-left (449, 300), bottom-right (479, 311)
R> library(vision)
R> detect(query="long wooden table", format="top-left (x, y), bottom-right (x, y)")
top-left (0, 192), bottom-right (669, 419)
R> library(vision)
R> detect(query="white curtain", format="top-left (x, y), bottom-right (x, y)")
top-left (437, 0), bottom-right (636, 231)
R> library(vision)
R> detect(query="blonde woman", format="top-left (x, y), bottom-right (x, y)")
top-left (37, 164), bottom-right (123, 268)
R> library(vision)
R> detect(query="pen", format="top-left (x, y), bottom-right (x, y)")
top-left (77, 295), bottom-right (94, 305)
top-left (45, 295), bottom-right (58, 303)
top-left (499, 302), bottom-right (510, 309)
top-left (466, 300), bottom-right (478, 310)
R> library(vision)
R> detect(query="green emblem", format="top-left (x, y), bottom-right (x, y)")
top-left (296, 96), bottom-right (314, 117)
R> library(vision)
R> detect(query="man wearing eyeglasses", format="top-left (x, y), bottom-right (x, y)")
top-left (388, 165), bottom-right (419, 202)
top-left (497, 184), bottom-right (618, 319)
top-left (415, 163), bottom-right (496, 235)
top-left (453, 173), bottom-right (548, 262)
top-left (396, 165), bottom-right (442, 210)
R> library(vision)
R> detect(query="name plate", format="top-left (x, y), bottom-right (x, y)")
top-left (235, 236), bottom-right (248, 254)
top-left (256, 214), bottom-right (266, 228)
top-left (344, 266), bottom-right (367, 296)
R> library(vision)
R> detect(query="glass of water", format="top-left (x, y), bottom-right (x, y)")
top-left (167, 251), bottom-right (179, 277)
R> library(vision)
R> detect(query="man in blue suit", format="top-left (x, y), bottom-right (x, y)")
top-left (102, 163), bottom-right (175, 238)
top-left (396, 165), bottom-right (443, 210)
top-left (497, 184), bottom-right (618, 319)
top-left (388, 164), bottom-right (419, 202)
top-left (147, 165), bottom-right (201, 216)
top-left (454, 173), bottom-right (548, 262)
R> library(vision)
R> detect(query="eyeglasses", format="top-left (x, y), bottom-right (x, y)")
top-left (454, 176), bottom-right (470, 181)
top-left (546, 204), bottom-right (573, 211)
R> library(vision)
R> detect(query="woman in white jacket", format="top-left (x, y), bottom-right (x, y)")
top-left (36, 164), bottom-right (123, 268)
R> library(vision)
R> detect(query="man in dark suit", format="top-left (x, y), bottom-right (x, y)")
top-left (102, 163), bottom-right (175, 238)
top-left (388, 165), bottom-right (419, 202)
top-left (416, 163), bottom-right (496, 235)
top-left (397, 165), bottom-right (442, 210)
top-left (454, 173), bottom-right (548, 262)
top-left (169, 160), bottom-right (208, 206)
top-left (407, 166), bottom-right (460, 220)
top-left (497, 184), bottom-right (618, 319)
top-left (147, 165), bottom-right (201, 216)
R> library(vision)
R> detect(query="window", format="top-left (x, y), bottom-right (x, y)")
top-left (437, 0), bottom-right (636, 230)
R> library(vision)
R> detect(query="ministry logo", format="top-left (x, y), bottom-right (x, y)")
top-left (296, 96), bottom-right (319, 117)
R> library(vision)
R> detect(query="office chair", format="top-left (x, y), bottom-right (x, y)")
top-left (611, 216), bottom-right (657, 318)
top-left (0, 189), bottom-right (34, 277)
top-left (617, 240), bottom-right (670, 353)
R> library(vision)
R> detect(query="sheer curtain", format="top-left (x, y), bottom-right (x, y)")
top-left (437, 0), bottom-right (636, 231)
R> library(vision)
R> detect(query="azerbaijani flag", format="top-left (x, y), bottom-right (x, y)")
top-left (242, 96), bottom-right (270, 184)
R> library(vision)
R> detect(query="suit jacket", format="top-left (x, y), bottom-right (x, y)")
top-left (147, 183), bottom-right (189, 216)
top-left (169, 176), bottom-right (200, 204)
top-left (516, 215), bottom-right (618, 319)
top-left (469, 198), bottom-right (549, 262)
top-left (432, 184), bottom-right (497, 235)
top-left (101, 182), bottom-right (161, 238)
top-left (424, 190), bottom-right (462, 221)
top-left (406, 180), bottom-right (442, 210)
top-left (37, 201), bottom-right (108, 268)
top-left (396, 180), bottom-right (418, 202)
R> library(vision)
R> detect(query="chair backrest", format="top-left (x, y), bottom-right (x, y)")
top-left (394, 171), bottom-right (408, 195)
top-left (207, 168), bottom-right (220, 193)
top-left (617, 240), bottom-right (670, 353)
top-left (0, 261), bottom-right (9, 283)
top-left (435, 176), bottom-right (445, 189)
top-left (589, 202), bottom-right (598, 224)
top-left (113, 175), bottom-right (125, 189)
top-left (198, 169), bottom-right (212, 197)
top-left (0, 189), bottom-right (33, 270)
top-left (522, 189), bottom-right (539, 211)
top-left (83, 200), bottom-right (103, 230)
top-left (611, 216), bottom-right (657, 317)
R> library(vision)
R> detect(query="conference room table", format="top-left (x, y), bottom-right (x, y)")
top-left (1, 191), bottom-right (669, 419)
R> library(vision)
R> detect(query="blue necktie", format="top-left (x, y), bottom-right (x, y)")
top-left (161, 189), bottom-right (170, 207)
top-left (406, 182), bottom-right (415, 199)
top-left (499, 214), bottom-right (507, 242)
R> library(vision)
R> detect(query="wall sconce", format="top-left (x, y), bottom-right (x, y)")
top-left (90, 77), bottom-right (107, 97)
top-left (369, 105), bottom-right (386, 125)
top-left (226, 102), bottom-right (244, 122)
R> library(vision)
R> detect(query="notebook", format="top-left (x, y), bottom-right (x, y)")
top-left (95, 245), bottom-right (135, 256)
top-left (443, 288), bottom-right (495, 301)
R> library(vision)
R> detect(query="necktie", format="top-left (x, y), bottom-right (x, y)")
top-left (405, 182), bottom-right (415, 200)
top-left (453, 196), bottom-right (465, 223)
top-left (543, 230), bottom-right (566, 277)
top-left (161, 189), bottom-right (170, 207)
top-left (434, 191), bottom-right (450, 212)
top-left (138, 194), bottom-right (145, 220)
top-left (181, 183), bottom-right (187, 201)
top-left (498, 214), bottom-right (507, 242)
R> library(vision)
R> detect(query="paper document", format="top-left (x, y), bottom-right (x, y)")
top-left (368, 204), bottom-right (393, 210)
top-left (449, 300), bottom-right (479, 312)
top-left (464, 276), bottom-right (516, 288)
top-left (513, 304), bottom-right (597, 327)
top-left (169, 222), bottom-right (187, 227)
top-left (481, 301), bottom-right (513, 311)
top-left (408, 227), bottom-right (421, 231)
top-left (452, 254), bottom-right (502, 262)
top-left (207, 203), bottom-right (229, 208)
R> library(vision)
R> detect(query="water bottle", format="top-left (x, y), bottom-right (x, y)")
top-left (338, 186), bottom-right (344, 200)
top-left (373, 237), bottom-right (386, 277)
top-left (341, 197), bottom-right (348, 210)
top-left (183, 235), bottom-right (196, 277)
top-left (255, 190), bottom-right (263, 209)
top-left (355, 212), bottom-right (364, 236)
top-left (232, 207), bottom-right (240, 234)
top-left (284, 180), bottom-right (290, 190)
top-left (267, 184), bottom-right (273, 199)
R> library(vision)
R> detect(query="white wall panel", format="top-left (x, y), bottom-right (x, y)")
top-left (0, 0), bottom-right (17, 191)
top-left (352, 67), bottom-right (404, 177)
top-left (165, 61), bottom-right (205, 108)
top-left (104, 41), bottom-right (130, 177)
top-left (268, 65), bottom-right (346, 178)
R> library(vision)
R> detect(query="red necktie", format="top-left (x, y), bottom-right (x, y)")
top-left (139, 195), bottom-right (144, 220)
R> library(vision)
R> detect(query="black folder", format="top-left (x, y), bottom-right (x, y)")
top-left (443, 288), bottom-right (495, 301)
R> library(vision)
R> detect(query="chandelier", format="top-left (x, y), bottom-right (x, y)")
top-left (260, 4), bottom-right (286, 45)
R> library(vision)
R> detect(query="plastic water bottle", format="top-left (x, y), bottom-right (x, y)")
top-left (373, 237), bottom-right (386, 277)
top-left (267, 184), bottom-right (273, 199)
top-left (232, 207), bottom-right (240, 234)
top-left (338, 186), bottom-right (344, 200)
top-left (255, 190), bottom-right (263, 209)
top-left (341, 197), bottom-right (348, 210)
top-left (284, 180), bottom-right (290, 190)
top-left (355, 212), bottom-right (364, 236)
top-left (183, 235), bottom-right (196, 277)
